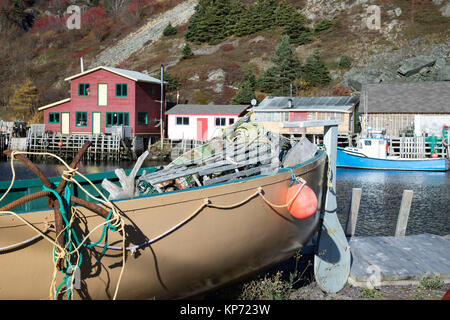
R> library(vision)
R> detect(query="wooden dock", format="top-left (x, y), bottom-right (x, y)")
top-left (344, 188), bottom-right (450, 287)
top-left (23, 124), bottom-right (146, 161)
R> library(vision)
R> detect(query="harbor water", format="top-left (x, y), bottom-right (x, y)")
top-left (0, 159), bottom-right (448, 237)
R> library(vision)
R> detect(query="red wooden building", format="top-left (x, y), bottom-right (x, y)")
top-left (38, 66), bottom-right (165, 136)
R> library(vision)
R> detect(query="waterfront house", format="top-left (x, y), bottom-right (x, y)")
top-left (166, 104), bottom-right (250, 141)
top-left (361, 81), bottom-right (450, 137)
top-left (38, 66), bottom-right (165, 137)
top-left (251, 96), bottom-right (360, 144)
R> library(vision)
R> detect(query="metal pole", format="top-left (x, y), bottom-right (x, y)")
top-left (160, 65), bottom-right (164, 148)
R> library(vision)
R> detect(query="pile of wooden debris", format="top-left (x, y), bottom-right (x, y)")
top-left (101, 116), bottom-right (318, 200)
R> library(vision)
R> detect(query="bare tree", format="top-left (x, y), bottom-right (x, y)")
top-left (105, 0), bottom-right (130, 16)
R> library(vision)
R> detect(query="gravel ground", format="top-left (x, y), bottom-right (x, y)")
top-left (206, 254), bottom-right (450, 301)
top-left (290, 281), bottom-right (450, 300)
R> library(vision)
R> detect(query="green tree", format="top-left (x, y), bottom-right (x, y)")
top-left (301, 50), bottom-right (331, 86)
top-left (224, 0), bottom-right (244, 36)
top-left (181, 44), bottom-right (194, 60)
top-left (234, 5), bottom-right (257, 37)
top-left (163, 22), bottom-right (177, 36)
top-left (185, 0), bottom-right (211, 43)
top-left (274, 0), bottom-right (296, 27)
top-left (231, 67), bottom-right (257, 104)
top-left (282, 12), bottom-right (313, 45)
top-left (253, 0), bottom-right (277, 31)
top-left (338, 54), bottom-right (352, 69)
top-left (184, 0), bottom-right (231, 44)
top-left (314, 18), bottom-right (333, 34)
top-left (257, 35), bottom-right (302, 95)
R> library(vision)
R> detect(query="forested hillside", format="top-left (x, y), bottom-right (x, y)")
top-left (0, 0), bottom-right (449, 121)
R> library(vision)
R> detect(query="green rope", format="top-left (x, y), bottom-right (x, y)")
top-left (43, 183), bottom-right (118, 300)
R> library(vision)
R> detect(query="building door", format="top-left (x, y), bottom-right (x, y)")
top-left (92, 112), bottom-right (101, 134)
top-left (98, 83), bottom-right (108, 106)
top-left (61, 112), bottom-right (70, 135)
top-left (197, 118), bottom-right (208, 140)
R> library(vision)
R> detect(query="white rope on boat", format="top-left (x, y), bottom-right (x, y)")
top-left (0, 225), bottom-right (54, 252)
top-left (85, 176), bottom-right (307, 254)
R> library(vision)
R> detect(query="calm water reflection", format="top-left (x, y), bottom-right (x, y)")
top-left (336, 168), bottom-right (450, 237)
top-left (0, 158), bottom-right (448, 237)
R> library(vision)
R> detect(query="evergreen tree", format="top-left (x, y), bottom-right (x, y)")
top-left (301, 50), bottom-right (331, 86)
top-left (253, 0), bottom-right (277, 31)
top-left (234, 5), bottom-right (257, 37)
top-left (274, 0), bottom-right (296, 27)
top-left (184, 0), bottom-right (230, 44)
top-left (185, 0), bottom-right (211, 43)
top-left (224, 0), bottom-right (244, 36)
top-left (257, 35), bottom-right (302, 96)
top-left (314, 18), bottom-right (333, 34)
top-left (231, 67), bottom-right (257, 104)
top-left (163, 22), bottom-right (177, 36)
top-left (231, 81), bottom-right (256, 105)
top-left (282, 12), bottom-right (313, 45)
top-left (338, 54), bottom-right (352, 69)
top-left (181, 44), bottom-right (194, 60)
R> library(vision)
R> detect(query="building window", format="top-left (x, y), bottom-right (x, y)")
top-left (137, 112), bottom-right (148, 125)
top-left (106, 112), bottom-right (130, 127)
top-left (49, 112), bottom-right (60, 124)
top-left (272, 112), bottom-right (281, 122)
top-left (263, 113), bottom-right (271, 122)
top-left (116, 84), bottom-right (128, 97)
top-left (151, 85), bottom-right (156, 97)
top-left (75, 112), bottom-right (88, 127)
top-left (229, 118), bottom-right (235, 125)
top-left (78, 83), bottom-right (90, 96)
top-left (254, 112), bottom-right (263, 121)
top-left (215, 117), bottom-right (226, 126)
top-left (176, 117), bottom-right (189, 125)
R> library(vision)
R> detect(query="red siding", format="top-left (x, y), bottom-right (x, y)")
top-left (43, 101), bottom-right (72, 133)
top-left (135, 82), bottom-right (163, 135)
top-left (42, 69), bottom-right (163, 135)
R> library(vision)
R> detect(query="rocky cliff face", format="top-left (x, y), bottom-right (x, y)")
top-left (297, 0), bottom-right (450, 93)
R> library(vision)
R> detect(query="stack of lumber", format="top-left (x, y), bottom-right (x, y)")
top-left (136, 137), bottom-right (282, 195)
top-left (101, 118), bottom-right (317, 200)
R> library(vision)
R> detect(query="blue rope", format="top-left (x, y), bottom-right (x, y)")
top-left (43, 183), bottom-right (118, 299)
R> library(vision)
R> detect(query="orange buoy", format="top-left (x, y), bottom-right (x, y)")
top-left (432, 153), bottom-right (438, 158)
top-left (58, 141), bottom-right (63, 147)
top-left (286, 183), bottom-right (318, 219)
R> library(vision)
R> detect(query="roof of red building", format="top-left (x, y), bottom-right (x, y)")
top-left (65, 66), bottom-right (164, 84)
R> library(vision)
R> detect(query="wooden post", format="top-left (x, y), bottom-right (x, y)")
top-left (395, 190), bottom-right (413, 237)
top-left (345, 188), bottom-right (362, 237)
top-left (279, 120), bottom-right (350, 294)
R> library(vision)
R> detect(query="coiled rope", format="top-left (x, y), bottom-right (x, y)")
top-left (0, 150), bottom-right (125, 300)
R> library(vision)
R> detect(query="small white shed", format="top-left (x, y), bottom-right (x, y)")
top-left (166, 104), bottom-right (250, 141)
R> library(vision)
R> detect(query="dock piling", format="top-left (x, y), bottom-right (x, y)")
top-left (345, 187), bottom-right (362, 237)
top-left (395, 189), bottom-right (414, 237)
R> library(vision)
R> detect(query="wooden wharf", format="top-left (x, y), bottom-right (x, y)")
top-left (21, 124), bottom-right (146, 161)
top-left (344, 188), bottom-right (450, 287)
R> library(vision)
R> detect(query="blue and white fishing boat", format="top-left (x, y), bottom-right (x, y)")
top-left (337, 135), bottom-right (450, 172)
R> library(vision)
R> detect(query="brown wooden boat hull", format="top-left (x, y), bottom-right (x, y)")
top-left (0, 151), bottom-right (326, 300)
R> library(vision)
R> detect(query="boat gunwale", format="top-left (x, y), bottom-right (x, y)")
top-left (0, 149), bottom-right (327, 216)
top-left (338, 148), bottom-right (449, 162)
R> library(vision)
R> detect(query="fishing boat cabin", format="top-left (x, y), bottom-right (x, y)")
top-left (38, 66), bottom-right (165, 137)
top-left (166, 104), bottom-right (250, 141)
